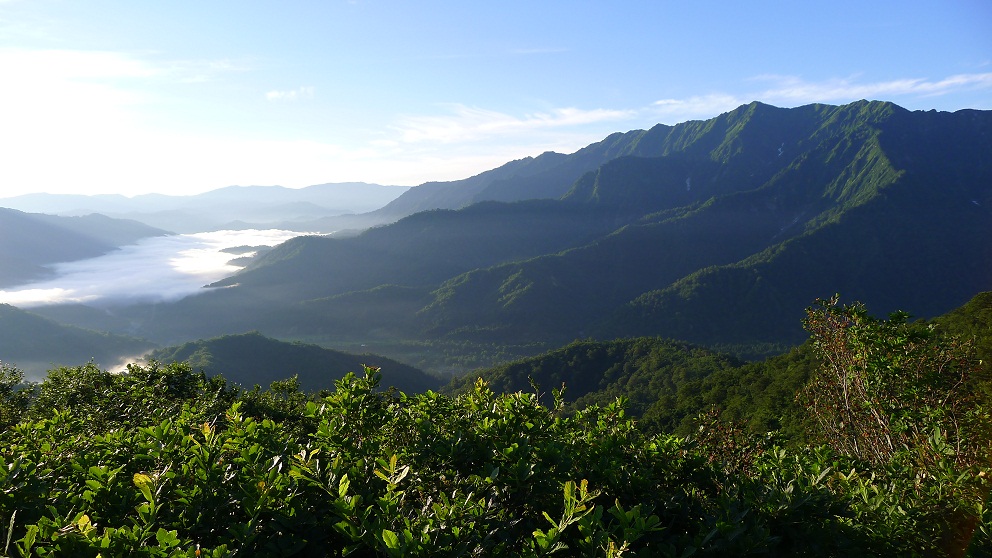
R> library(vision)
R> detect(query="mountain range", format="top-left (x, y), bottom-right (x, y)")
top-left (75, 100), bottom-right (989, 359)
top-left (2, 99), bottom-right (990, 377)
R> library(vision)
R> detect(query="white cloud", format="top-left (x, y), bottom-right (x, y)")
top-left (266, 86), bottom-right (315, 101)
top-left (750, 73), bottom-right (992, 103)
top-left (0, 49), bottom-right (158, 188)
top-left (391, 103), bottom-right (636, 144)
top-left (651, 94), bottom-right (746, 122)
top-left (0, 48), bottom-right (159, 80)
top-left (168, 58), bottom-right (251, 83)
top-left (0, 48), bottom-right (303, 195)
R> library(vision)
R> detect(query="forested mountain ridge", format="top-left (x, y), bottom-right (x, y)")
top-left (54, 101), bottom-right (992, 363)
top-left (604, 104), bottom-right (992, 348)
top-left (372, 100), bottom-right (878, 218)
top-left (368, 127), bottom-right (654, 218)
top-left (416, 101), bottom-right (992, 349)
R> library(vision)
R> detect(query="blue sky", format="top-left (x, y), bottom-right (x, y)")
top-left (0, 1), bottom-right (989, 197)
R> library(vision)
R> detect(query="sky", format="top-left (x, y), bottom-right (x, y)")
top-left (0, 1), bottom-right (989, 198)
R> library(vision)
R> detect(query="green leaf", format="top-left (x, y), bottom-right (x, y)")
top-left (155, 528), bottom-right (180, 548)
top-left (133, 472), bottom-right (154, 503)
top-left (382, 528), bottom-right (400, 549)
top-left (18, 524), bottom-right (38, 555)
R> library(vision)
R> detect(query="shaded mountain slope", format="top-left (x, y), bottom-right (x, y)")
top-left (148, 331), bottom-right (440, 394)
top-left (212, 200), bottom-right (621, 301)
top-left (368, 130), bottom-right (648, 218)
top-left (935, 290), bottom-right (992, 368)
top-left (441, 335), bottom-right (810, 436)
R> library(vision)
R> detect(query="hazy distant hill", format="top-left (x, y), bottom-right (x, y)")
top-left (0, 303), bottom-right (156, 379)
top-left (0, 182), bottom-right (409, 233)
top-left (44, 101), bottom-right (992, 363)
top-left (147, 331), bottom-right (441, 393)
top-left (0, 208), bottom-right (168, 286)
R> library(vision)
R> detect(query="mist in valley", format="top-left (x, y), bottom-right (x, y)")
top-left (0, 229), bottom-right (307, 308)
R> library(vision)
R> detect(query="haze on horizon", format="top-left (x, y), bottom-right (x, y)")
top-left (0, 1), bottom-right (989, 199)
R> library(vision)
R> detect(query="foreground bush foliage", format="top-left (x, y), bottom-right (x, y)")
top-left (0, 297), bottom-right (989, 556)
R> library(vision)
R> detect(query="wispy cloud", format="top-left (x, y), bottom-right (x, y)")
top-left (651, 94), bottom-right (745, 122)
top-left (396, 73), bottom-right (992, 150)
top-left (0, 48), bottom-right (159, 81)
top-left (167, 57), bottom-right (252, 83)
top-left (649, 72), bottom-right (992, 123)
top-left (752, 73), bottom-right (992, 103)
top-left (391, 103), bottom-right (636, 144)
top-left (265, 85), bottom-right (315, 101)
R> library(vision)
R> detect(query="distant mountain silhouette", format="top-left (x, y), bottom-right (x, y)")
top-left (0, 182), bottom-right (409, 233)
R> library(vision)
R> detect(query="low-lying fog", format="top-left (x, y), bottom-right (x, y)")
top-left (0, 229), bottom-right (308, 308)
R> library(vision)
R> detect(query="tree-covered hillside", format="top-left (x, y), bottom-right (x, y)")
top-left (449, 291), bottom-right (992, 442)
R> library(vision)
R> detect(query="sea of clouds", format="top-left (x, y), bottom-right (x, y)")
top-left (0, 229), bottom-right (308, 308)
